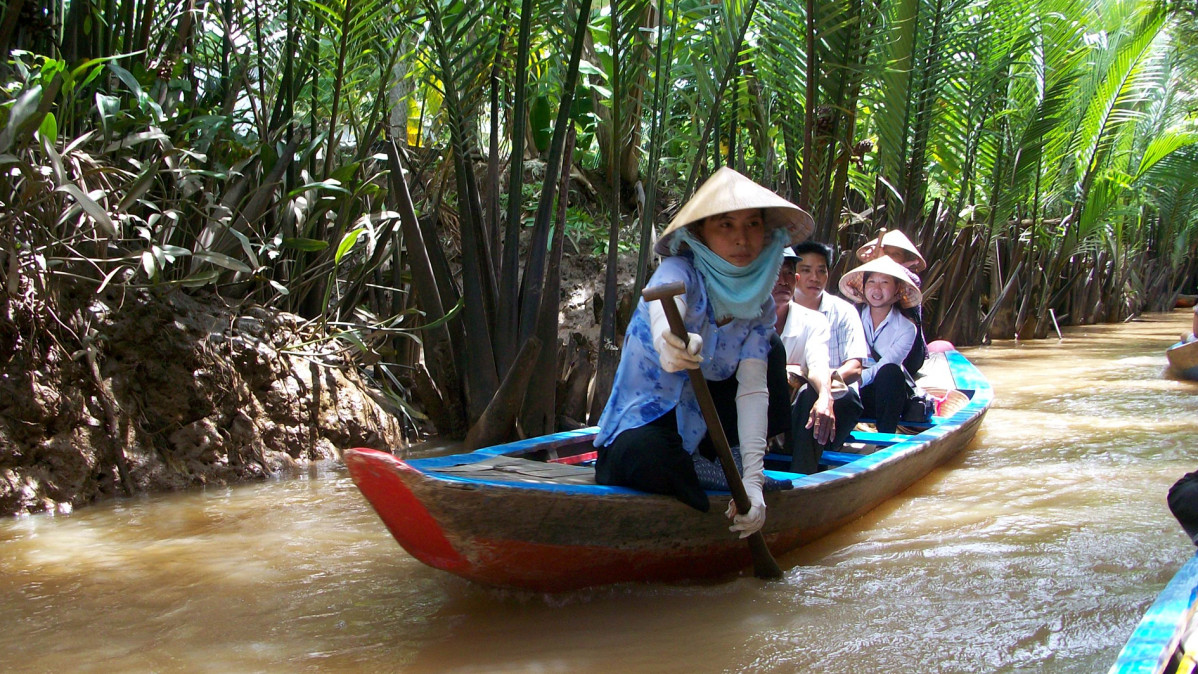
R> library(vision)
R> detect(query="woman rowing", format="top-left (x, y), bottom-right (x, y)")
top-left (592, 167), bottom-right (813, 538)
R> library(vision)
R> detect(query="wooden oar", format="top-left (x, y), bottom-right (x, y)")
top-left (642, 281), bottom-right (784, 581)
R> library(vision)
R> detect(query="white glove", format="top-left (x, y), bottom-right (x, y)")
top-left (726, 484), bottom-right (766, 538)
top-left (726, 357), bottom-right (768, 538)
top-left (648, 296), bottom-right (702, 373)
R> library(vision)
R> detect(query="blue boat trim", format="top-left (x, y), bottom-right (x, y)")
top-left (1110, 553), bottom-right (1198, 674)
top-left (402, 350), bottom-right (993, 495)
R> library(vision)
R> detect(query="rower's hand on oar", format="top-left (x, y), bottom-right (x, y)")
top-left (726, 485), bottom-right (766, 539)
top-left (656, 331), bottom-right (703, 372)
top-left (649, 298), bottom-right (702, 372)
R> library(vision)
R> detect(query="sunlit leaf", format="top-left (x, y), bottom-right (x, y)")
top-left (141, 250), bottom-right (157, 280)
top-left (0, 84), bottom-right (43, 152)
top-left (335, 229), bottom-right (365, 264)
top-left (54, 184), bottom-right (117, 237)
top-left (177, 270), bottom-right (222, 288)
top-left (282, 237), bottom-right (330, 251)
top-left (159, 245), bottom-right (191, 259)
top-left (337, 329), bottom-right (370, 354)
top-left (37, 112), bottom-right (56, 145)
top-left (192, 250), bottom-right (254, 273)
top-left (224, 228), bottom-right (261, 270)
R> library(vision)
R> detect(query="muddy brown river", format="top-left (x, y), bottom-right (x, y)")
top-left (3, 311), bottom-right (1197, 672)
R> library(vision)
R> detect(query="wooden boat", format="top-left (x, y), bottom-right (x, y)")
top-left (1109, 553), bottom-right (1198, 674)
top-left (1167, 341), bottom-right (1198, 380)
top-left (344, 349), bottom-right (992, 592)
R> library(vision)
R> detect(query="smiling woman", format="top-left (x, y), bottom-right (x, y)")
top-left (839, 255), bottom-right (923, 433)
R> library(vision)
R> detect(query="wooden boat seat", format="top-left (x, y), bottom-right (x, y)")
top-left (848, 430), bottom-right (916, 444)
top-left (764, 429), bottom-right (908, 471)
top-left (437, 455), bottom-right (596, 485)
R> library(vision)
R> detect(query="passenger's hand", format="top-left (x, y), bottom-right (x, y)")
top-left (725, 484), bottom-right (766, 539)
top-left (806, 395), bottom-right (836, 445)
top-left (655, 330), bottom-right (703, 373)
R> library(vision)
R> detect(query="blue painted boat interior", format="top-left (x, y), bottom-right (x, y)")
top-left (402, 350), bottom-right (993, 496)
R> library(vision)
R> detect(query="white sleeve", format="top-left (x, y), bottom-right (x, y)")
top-left (647, 295), bottom-right (685, 343)
top-left (842, 306), bottom-right (870, 364)
top-left (735, 357), bottom-right (768, 505)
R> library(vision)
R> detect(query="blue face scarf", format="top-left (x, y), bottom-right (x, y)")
top-left (671, 227), bottom-right (788, 321)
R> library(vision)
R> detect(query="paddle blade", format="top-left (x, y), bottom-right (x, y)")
top-left (749, 533), bottom-right (784, 580)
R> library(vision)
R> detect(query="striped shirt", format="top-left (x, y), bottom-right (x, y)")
top-left (817, 292), bottom-right (869, 388)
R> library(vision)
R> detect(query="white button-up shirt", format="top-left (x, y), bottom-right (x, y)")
top-left (778, 302), bottom-right (831, 381)
top-left (859, 305), bottom-right (916, 387)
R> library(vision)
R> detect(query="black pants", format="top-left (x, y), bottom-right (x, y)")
top-left (596, 335), bottom-right (791, 512)
top-left (789, 385), bottom-right (863, 474)
top-left (1169, 471), bottom-right (1198, 545)
top-left (698, 333), bottom-right (791, 458)
top-left (859, 363), bottom-right (911, 433)
top-left (595, 409), bottom-right (710, 512)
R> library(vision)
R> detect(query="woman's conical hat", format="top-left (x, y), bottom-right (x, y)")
top-left (856, 229), bottom-right (926, 272)
top-left (655, 167), bottom-right (814, 256)
top-left (838, 255), bottom-right (923, 309)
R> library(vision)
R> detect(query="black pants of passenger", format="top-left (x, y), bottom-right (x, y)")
top-left (597, 335), bottom-right (791, 513)
top-left (1169, 471), bottom-right (1198, 545)
top-left (789, 386), bottom-right (863, 474)
top-left (859, 362), bottom-right (911, 434)
top-left (698, 333), bottom-right (791, 458)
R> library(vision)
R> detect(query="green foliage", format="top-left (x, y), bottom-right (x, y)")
top-left (4, 0), bottom-right (1198, 440)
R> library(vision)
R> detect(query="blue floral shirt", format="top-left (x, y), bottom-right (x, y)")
top-left (593, 254), bottom-right (776, 454)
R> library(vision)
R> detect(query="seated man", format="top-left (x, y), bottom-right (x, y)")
top-left (773, 248), bottom-right (835, 474)
top-left (788, 242), bottom-right (868, 472)
top-left (838, 255), bottom-right (923, 434)
top-left (696, 252), bottom-right (799, 472)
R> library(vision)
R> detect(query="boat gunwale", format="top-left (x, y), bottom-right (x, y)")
top-left (1110, 553), bottom-right (1198, 674)
top-left (396, 351), bottom-right (993, 496)
top-left (1166, 341), bottom-right (1198, 379)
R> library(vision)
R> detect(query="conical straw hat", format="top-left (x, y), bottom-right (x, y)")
top-left (856, 229), bottom-right (926, 272)
top-left (838, 255), bottom-right (923, 309)
top-left (655, 167), bottom-right (814, 256)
